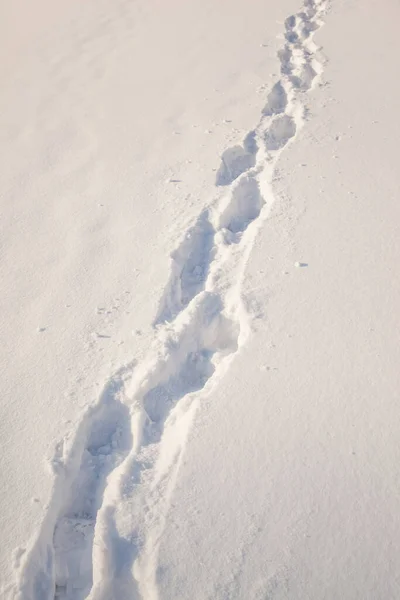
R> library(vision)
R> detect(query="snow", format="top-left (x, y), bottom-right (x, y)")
top-left (2, 0), bottom-right (400, 598)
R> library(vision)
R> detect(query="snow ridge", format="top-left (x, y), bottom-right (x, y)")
top-left (14, 1), bottom-right (328, 599)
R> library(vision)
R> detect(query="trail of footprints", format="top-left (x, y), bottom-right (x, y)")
top-left (53, 373), bottom-right (133, 600)
top-left (16, 2), bottom-right (327, 599)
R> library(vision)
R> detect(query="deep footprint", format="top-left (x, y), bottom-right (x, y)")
top-left (154, 210), bottom-right (215, 325)
top-left (262, 81), bottom-right (288, 116)
top-left (218, 175), bottom-right (264, 237)
top-left (53, 382), bottom-right (132, 600)
top-left (264, 115), bottom-right (297, 151)
top-left (215, 131), bottom-right (258, 186)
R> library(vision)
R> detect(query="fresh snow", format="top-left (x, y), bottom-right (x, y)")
top-left (2, 0), bottom-right (400, 598)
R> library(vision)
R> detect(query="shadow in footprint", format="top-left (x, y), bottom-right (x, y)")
top-left (143, 349), bottom-right (215, 429)
top-left (290, 63), bottom-right (317, 92)
top-left (215, 131), bottom-right (258, 186)
top-left (264, 115), bottom-right (296, 151)
top-left (154, 211), bottom-right (215, 326)
top-left (147, 293), bottom-right (240, 445)
top-left (263, 81), bottom-right (288, 117)
top-left (218, 175), bottom-right (264, 239)
top-left (52, 377), bottom-right (133, 600)
top-left (88, 506), bottom-right (140, 600)
top-left (278, 45), bottom-right (293, 75)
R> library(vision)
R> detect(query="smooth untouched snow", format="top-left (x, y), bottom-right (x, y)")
top-left (2, 0), bottom-right (400, 598)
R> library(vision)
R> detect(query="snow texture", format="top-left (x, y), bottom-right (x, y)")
top-left (3, 0), bottom-right (400, 598)
top-left (9, 1), bottom-right (328, 598)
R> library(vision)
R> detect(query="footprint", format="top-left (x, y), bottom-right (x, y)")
top-left (297, 14), bottom-right (319, 39)
top-left (143, 349), bottom-right (215, 424)
top-left (285, 15), bottom-right (296, 30)
top-left (145, 293), bottom-right (239, 442)
top-left (215, 131), bottom-right (258, 186)
top-left (264, 115), bottom-right (296, 151)
top-left (304, 0), bottom-right (318, 18)
top-left (290, 61), bottom-right (317, 91)
top-left (154, 211), bottom-right (215, 325)
top-left (218, 175), bottom-right (264, 236)
top-left (278, 45), bottom-right (293, 75)
top-left (262, 81), bottom-right (288, 116)
top-left (52, 379), bottom-right (132, 600)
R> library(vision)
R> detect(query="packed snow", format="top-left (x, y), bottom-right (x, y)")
top-left (2, 0), bottom-right (400, 598)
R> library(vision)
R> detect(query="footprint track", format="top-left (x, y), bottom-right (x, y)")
top-left (53, 383), bottom-right (132, 600)
top-left (15, 370), bottom-right (133, 600)
top-left (121, 6), bottom-right (328, 593)
top-left (15, 1), bottom-right (328, 598)
top-left (155, 173), bottom-right (265, 324)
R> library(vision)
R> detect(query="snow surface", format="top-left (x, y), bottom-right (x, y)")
top-left (2, 0), bottom-right (400, 598)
